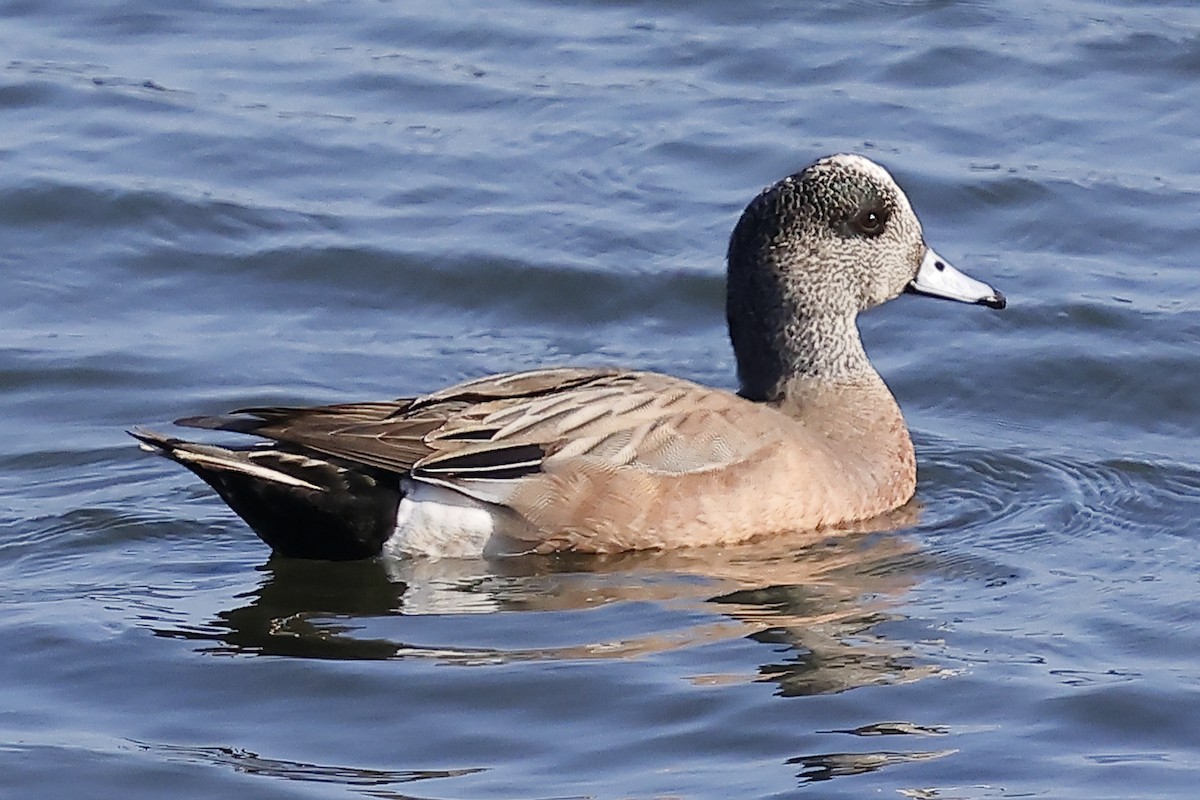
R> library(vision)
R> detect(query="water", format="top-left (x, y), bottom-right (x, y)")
top-left (3, 1), bottom-right (1199, 797)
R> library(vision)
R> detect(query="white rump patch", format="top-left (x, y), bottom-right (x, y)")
top-left (385, 480), bottom-right (504, 559)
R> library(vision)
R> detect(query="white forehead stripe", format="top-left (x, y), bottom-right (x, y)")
top-left (828, 153), bottom-right (897, 186)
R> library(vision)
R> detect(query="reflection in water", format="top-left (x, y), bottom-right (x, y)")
top-left (825, 722), bottom-right (950, 737)
top-left (792, 721), bottom-right (955, 786)
top-left (155, 514), bottom-right (941, 693)
top-left (134, 740), bottom-right (481, 790)
top-left (789, 748), bottom-right (958, 783)
top-left (151, 514), bottom-right (955, 790)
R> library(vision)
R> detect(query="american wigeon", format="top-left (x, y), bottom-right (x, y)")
top-left (133, 154), bottom-right (1005, 560)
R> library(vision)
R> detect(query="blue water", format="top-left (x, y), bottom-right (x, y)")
top-left (3, 1), bottom-right (1200, 797)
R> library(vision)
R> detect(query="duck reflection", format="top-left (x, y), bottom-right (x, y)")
top-left (161, 504), bottom-right (942, 696)
top-left (154, 508), bottom-right (957, 790)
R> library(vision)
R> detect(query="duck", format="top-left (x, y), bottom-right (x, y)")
top-left (132, 153), bottom-right (1005, 560)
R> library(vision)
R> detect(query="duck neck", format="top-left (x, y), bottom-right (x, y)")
top-left (725, 262), bottom-right (915, 509)
top-left (729, 303), bottom-right (878, 402)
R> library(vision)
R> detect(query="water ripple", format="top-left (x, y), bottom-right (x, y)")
top-left (135, 740), bottom-right (483, 789)
top-left (921, 443), bottom-right (1200, 553)
top-left (5, 0), bottom-right (1200, 797)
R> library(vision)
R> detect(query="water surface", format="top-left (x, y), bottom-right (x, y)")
top-left (3, 1), bottom-right (1200, 798)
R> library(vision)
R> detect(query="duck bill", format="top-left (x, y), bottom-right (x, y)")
top-left (906, 248), bottom-right (1006, 309)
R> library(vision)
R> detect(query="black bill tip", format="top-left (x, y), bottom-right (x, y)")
top-left (980, 290), bottom-right (1007, 310)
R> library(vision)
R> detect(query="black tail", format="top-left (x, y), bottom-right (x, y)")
top-left (131, 429), bottom-right (401, 560)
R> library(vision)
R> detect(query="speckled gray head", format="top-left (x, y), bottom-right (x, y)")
top-left (726, 153), bottom-right (1005, 400)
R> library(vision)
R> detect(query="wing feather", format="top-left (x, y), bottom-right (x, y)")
top-left (170, 369), bottom-right (769, 491)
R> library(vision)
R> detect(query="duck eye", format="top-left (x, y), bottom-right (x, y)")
top-left (849, 206), bottom-right (888, 237)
